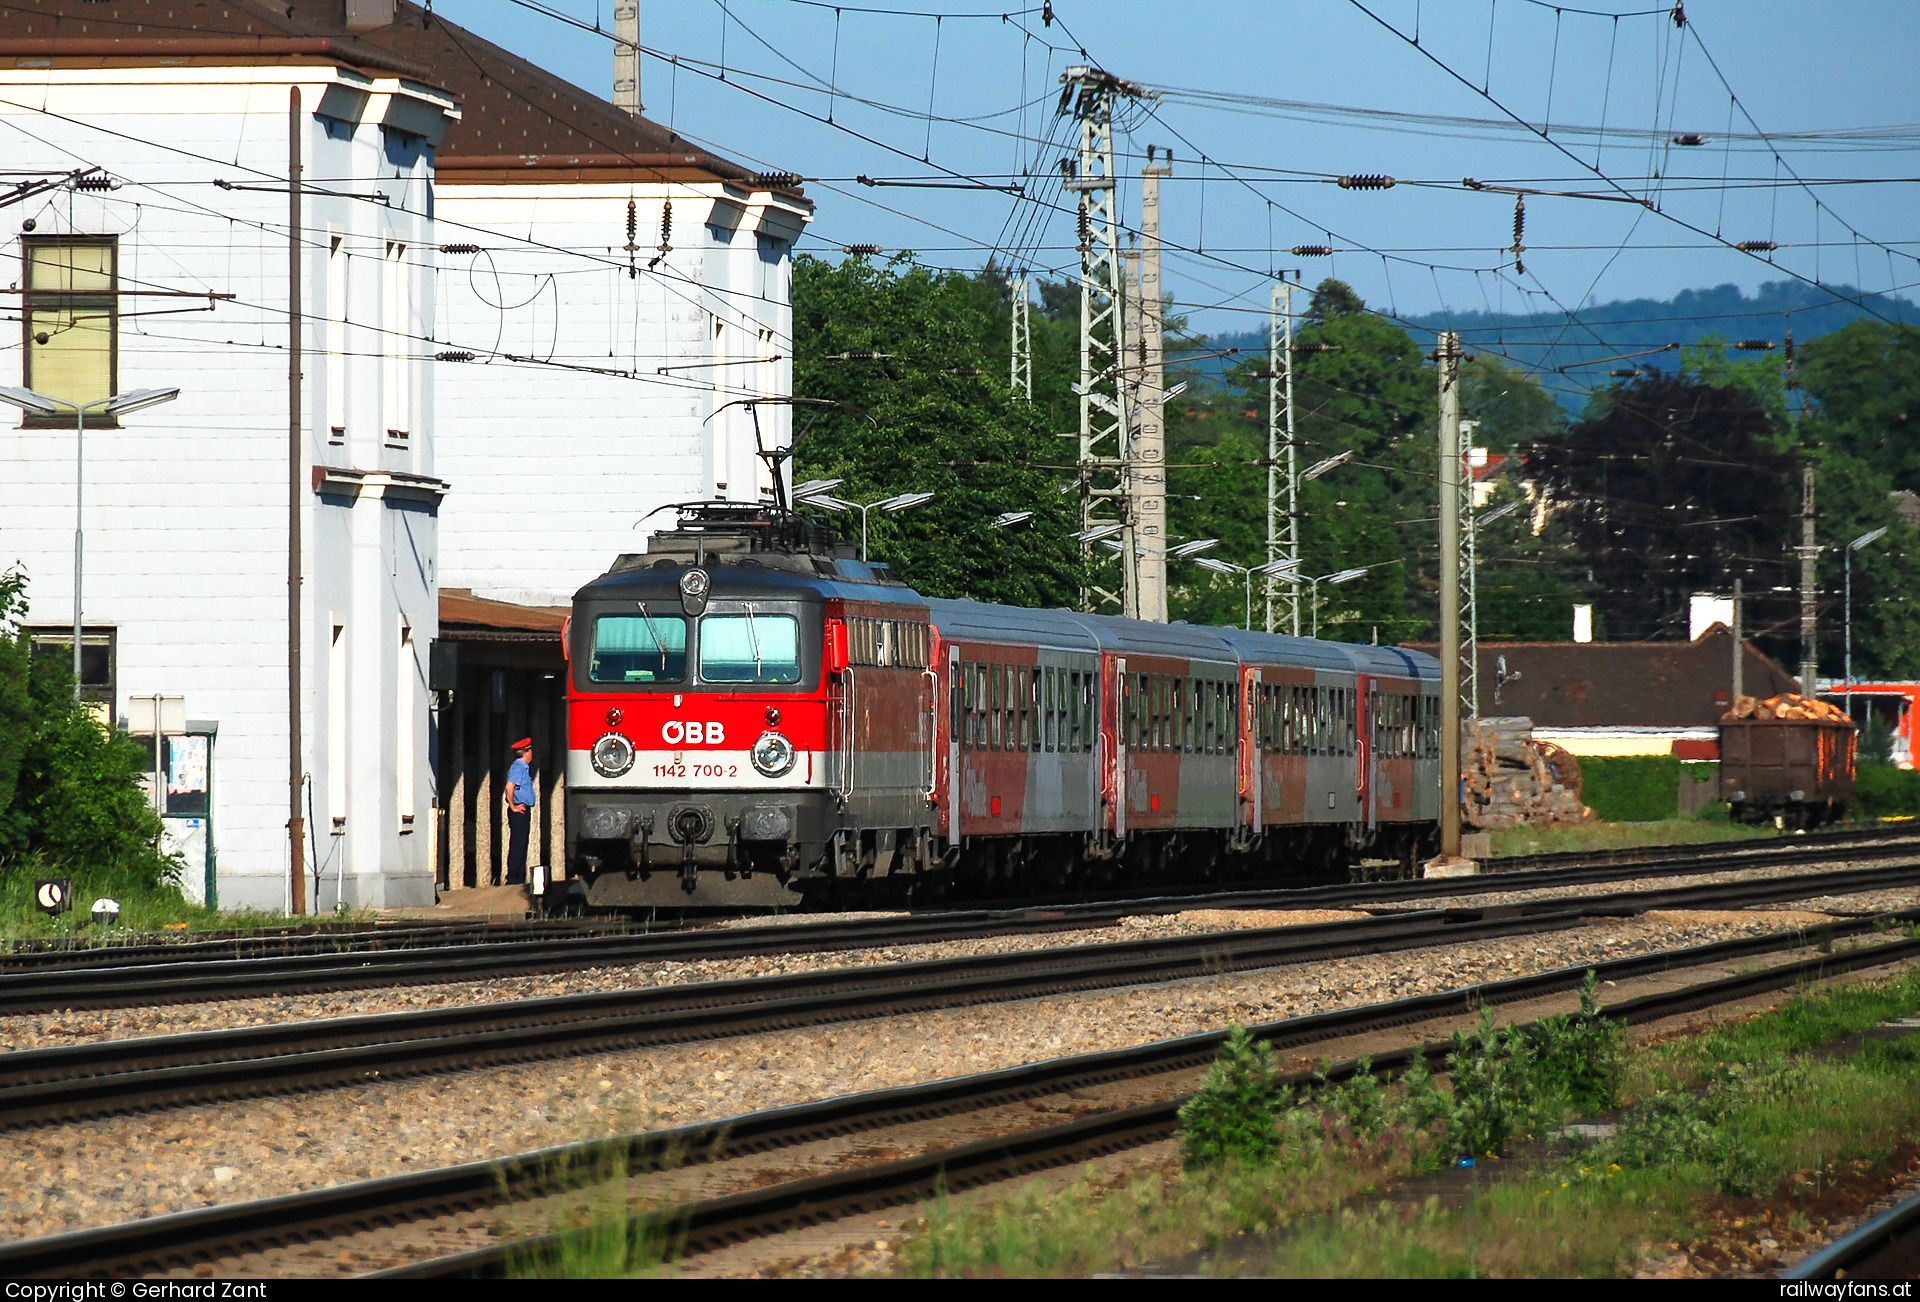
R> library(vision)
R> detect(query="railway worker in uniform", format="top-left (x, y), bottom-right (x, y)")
top-left (506, 737), bottom-right (536, 887)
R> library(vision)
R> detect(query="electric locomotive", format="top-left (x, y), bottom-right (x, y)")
top-left (564, 502), bottom-right (934, 908)
top-left (562, 501), bottom-right (1440, 909)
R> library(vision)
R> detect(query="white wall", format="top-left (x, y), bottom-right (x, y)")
top-left (0, 67), bottom-right (450, 910)
top-left (432, 181), bottom-right (807, 607)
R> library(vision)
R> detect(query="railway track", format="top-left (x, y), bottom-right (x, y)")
top-left (6, 926), bottom-right (1918, 1279)
top-left (1786, 1185), bottom-right (1920, 1279)
top-left (2, 862), bottom-right (1917, 1135)
top-left (8, 831), bottom-right (1919, 1015)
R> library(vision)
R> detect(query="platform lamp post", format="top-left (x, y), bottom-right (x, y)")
top-left (1191, 556), bottom-right (1301, 630)
top-left (0, 384), bottom-right (179, 699)
top-left (797, 488), bottom-right (934, 561)
top-left (1845, 526), bottom-right (1889, 714)
top-left (1269, 566), bottom-right (1373, 640)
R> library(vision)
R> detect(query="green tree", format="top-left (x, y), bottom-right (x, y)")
top-left (1796, 321), bottom-right (1920, 491)
top-left (1209, 279), bottom-right (1435, 640)
top-left (791, 254), bottom-right (1081, 608)
top-left (1461, 354), bottom-right (1567, 453)
top-left (0, 567), bottom-right (32, 838)
top-left (1681, 333), bottom-right (1790, 429)
top-left (0, 568), bottom-right (179, 891)
top-left (1528, 376), bottom-right (1801, 645)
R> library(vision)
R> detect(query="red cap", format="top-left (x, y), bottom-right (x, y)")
top-left (511, 737), bottom-right (533, 751)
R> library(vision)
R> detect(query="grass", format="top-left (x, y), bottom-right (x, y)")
top-left (0, 853), bottom-right (371, 943)
top-left (893, 968), bottom-right (1920, 1279)
top-left (1488, 818), bottom-right (1777, 859)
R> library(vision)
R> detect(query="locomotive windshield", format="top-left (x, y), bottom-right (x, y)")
top-left (698, 611), bottom-right (802, 684)
top-left (589, 611), bottom-right (687, 684)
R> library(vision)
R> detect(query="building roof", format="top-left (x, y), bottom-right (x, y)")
top-left (0, 0), bottom-right (430, 78)
top-left (346, 4), bottom-right (805, 196)
top-left (439, 588), bottom-right (566, 640)
top-left (0, 0), bottom-right (805, 198)
top-left (1405, 626), bottom-right (1800, 729)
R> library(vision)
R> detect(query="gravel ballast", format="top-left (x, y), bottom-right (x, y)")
top-left (0, 903), bottom-right (1906, 1246)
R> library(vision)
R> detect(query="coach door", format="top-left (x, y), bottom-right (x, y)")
top-left (946, 643), bottom-right (961, 842)
top-left (1109, 657), bottom-right (1126, 839)
top-left (1241, 667), bottom-right (1260, 834)
top-left (1356, 673), bottom-right (1376, 831)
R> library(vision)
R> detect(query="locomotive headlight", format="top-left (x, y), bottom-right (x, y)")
top-left (678, 567), bottom-right (711, 616)
top-left (591, 731), bottom-right (635, 778)
top-left (750, 730), bottom-right (797, 778)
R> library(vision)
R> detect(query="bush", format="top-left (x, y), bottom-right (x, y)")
top-left (0, 569), bottom-right (180, 898)
top-left (1446, 1010), bottom-right (1545, 1157)
top-left (1528, 972), bottom-right (1627, 1115)
top-left (1580, 754), bottom-right (1683, 821)
top-left (1178, 1025), bottom-right (1286, 1169)
top-left (1854, 763), bottom-right (1920, 818)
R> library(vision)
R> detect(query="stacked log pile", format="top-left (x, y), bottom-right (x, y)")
top-left (1722, 693), bottom-right (1851, 723)
top-left (1460, 716), bottom-right (1592, 830)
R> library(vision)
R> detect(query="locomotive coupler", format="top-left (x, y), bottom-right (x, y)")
top-left (634, 814), bottom-right (655, 874)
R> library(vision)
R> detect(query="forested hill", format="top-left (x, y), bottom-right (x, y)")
top-left (1181, 280), bottom-right (1914, 407)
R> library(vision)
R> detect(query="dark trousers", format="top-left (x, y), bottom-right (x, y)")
top-left (506, 808), bottom-right (531, 885)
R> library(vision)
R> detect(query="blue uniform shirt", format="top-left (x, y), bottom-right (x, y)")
top-left (509, 756), bottom-right (537, 808)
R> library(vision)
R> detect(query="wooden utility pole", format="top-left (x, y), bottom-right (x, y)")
top-left (1798, 466), bottom-right (1819, 694)
top-left (1134, 151), bottom-right (1170, 622)
top-left (288, 87), bottom-right (306, 915)
top-left (1732, 577), bottom-right (1745, 700)
top-left (613, 2), bottom-right (640, 116)
top-left (1436, 331), bottom-right (1464, 864)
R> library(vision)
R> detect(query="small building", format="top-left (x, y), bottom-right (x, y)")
top-left (1409, 624), bottom-right (1800, 760)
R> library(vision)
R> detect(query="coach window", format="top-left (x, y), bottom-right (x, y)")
top-left (1081, 670), bottom-right (1095, 752)
top-left (1066, 671), bottom-right (1080, 752)
top-left (1038, 667), bottom-right (1050, 753)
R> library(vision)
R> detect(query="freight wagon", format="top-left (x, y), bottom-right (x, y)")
top-left (1719, 704), bottom-right (1857, 828)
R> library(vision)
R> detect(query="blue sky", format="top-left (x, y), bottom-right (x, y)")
top-left (444, 0), bottom-right (1918, 340)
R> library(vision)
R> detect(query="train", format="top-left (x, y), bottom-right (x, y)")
top-left (560, 501), bottom-right (1441, 909)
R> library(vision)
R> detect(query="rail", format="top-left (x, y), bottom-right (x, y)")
top-left (6, 928), bottom-right (1916, 1279)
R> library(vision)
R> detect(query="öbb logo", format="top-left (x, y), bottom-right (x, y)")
top-left (662, 720), bottom-right (726, 745)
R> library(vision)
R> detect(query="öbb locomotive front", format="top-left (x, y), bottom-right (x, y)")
top-left (563, 503), bottom-right (1441, 909)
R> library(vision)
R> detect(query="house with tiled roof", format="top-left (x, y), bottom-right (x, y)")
top-left (0, 0), bottom-right (809, 909)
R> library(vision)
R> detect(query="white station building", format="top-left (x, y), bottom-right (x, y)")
top-left (0, 0), bottom-right (810, 910)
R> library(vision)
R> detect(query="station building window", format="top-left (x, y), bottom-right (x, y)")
top-left (21, 237), bottom-right (117, 420)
